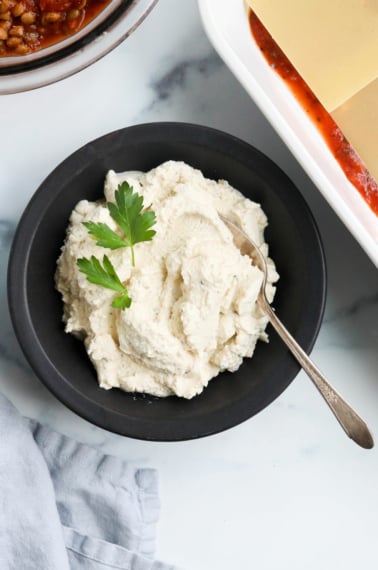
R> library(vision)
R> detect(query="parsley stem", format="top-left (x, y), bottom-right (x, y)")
top-left (131, 246), bottom-right (135, 267)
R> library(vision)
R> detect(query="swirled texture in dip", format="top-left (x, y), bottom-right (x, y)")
top-left (56, 161), bottom-right (278, 398)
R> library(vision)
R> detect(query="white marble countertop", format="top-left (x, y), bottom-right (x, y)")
top-left (1, 1), bottom-right (378, 569)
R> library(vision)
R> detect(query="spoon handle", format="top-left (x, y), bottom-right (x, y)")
top-left (259, 296), bottom-right (374, 449)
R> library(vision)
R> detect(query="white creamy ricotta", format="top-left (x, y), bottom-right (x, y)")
top-left (56, 161), bottom-right (278, 399)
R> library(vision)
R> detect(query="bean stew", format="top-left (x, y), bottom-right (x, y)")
top-left (0, 0), bottom-right (111, 56)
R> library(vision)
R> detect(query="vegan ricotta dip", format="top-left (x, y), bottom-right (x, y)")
top-left (56, 161), bottom-right (279, 399)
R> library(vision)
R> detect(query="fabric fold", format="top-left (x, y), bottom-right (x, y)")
top-left (64, 527), bottom-right (177, 570)
top-left (0, 394), bottom-right (70, 570)
top-left (29, 420), bottom-right (161, 558)
top-left (0, 393), bottom-right (177, 570)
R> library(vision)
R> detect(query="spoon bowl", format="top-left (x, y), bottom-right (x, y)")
top-left (221, 215), bottom-right (374, 449)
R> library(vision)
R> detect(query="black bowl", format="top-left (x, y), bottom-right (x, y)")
top-left (8, 123), bottom-right (326, 441)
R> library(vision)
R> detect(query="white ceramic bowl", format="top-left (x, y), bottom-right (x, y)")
top-left (198, 0), bottom-right (378, 267)
top-left (0, 0), bottom-right (158, 94)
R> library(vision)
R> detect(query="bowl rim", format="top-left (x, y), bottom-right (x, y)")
top-left (7, 122), bottom-right (327, 441)
top-left (0, 0), bottom-right (158, 94)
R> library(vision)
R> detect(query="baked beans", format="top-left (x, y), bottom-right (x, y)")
top-left (0, 0), bottom-right (111, 56)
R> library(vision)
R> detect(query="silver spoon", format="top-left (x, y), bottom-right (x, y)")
top-left (221, 216), bottom-right (374, 449)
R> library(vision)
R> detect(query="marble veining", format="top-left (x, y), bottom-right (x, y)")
top-left (1, 1), bottom-right (378, 569)
top-left (149, 52), bottom-right (222, 103)
top-left (325, 291), bottom-right (378, 322)
top-left (0, 219), bottom-right (15, 246)
top-left (0, 221), bottom-right (28, 372)
top-left (322, 290), bottom-right (378, 338)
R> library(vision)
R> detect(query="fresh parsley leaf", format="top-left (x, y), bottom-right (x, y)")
top-left (111, 293), bottom-right (132, 310)
top-left (78, 183), bottom-right (156, 311)
top-left (77, 255), bottom-right (132, 310)
top-left (107, 181), bottom-right (156, 266)
top-left (82, 221), bottom-right (128, 250)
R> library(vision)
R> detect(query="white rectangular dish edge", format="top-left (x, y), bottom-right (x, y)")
top-left (198, 0), bottom-right (378, 267)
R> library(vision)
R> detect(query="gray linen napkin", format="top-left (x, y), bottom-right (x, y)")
top-left (0, 393), bottom-right (177, 570)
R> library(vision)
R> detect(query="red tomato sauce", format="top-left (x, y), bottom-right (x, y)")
top-left (249, 11), bottom-right (378, 216)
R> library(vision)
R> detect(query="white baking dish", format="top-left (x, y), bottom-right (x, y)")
top-left (198, 0), bottom-right (378, 267)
